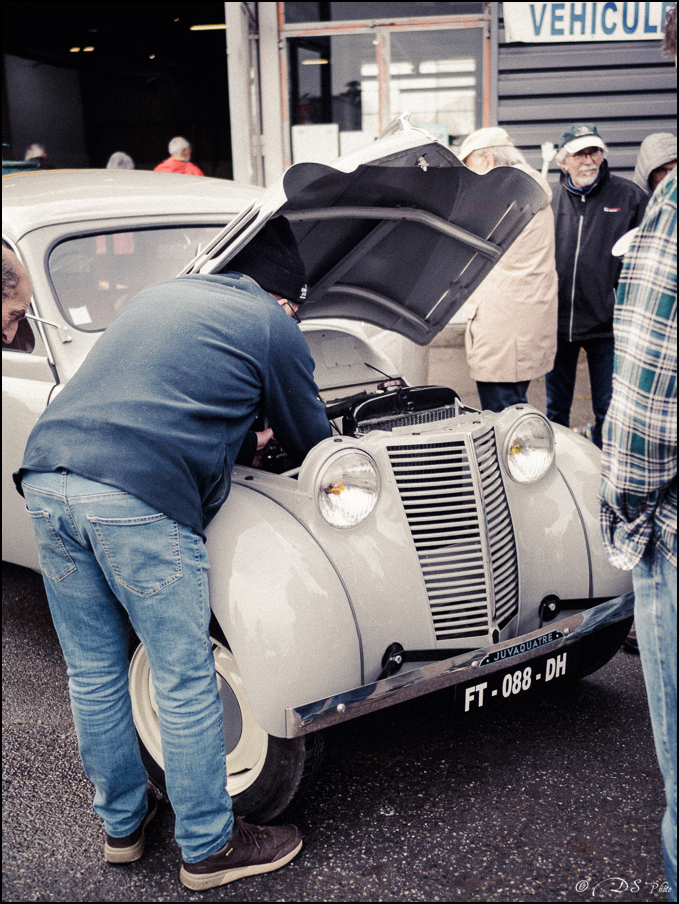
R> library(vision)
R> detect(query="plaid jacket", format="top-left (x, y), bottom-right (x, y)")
top-left (599, 167), bottom-right (677, 570)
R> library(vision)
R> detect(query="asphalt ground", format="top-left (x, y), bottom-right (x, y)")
top-left (2, 561), bottom-right (669, 903)
top-left (3, 335), bottom-right (669, 902)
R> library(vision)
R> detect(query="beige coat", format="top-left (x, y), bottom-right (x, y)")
top-left (464, 162), bottom-right (558, 383)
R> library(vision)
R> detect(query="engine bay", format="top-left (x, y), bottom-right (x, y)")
top-left (259, 381), bottom-right (476, 473)
top-left (326, 381), bottom-right (463, 436)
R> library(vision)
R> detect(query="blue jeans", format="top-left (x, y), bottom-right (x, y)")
top-left (634, 543), bottom-right (677, 902)
top-left (21, 470), bottom-right (233, 863)
top-left (545, 336), bottom-right (615, 448)
top-left (476, 380), bottom-right (530, 413)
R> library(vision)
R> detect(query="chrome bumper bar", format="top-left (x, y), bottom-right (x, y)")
top-left (285, 593), bottom-right (634, 738)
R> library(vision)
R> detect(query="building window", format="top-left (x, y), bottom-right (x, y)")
top-left (284, 8), bottom-right (487, 164)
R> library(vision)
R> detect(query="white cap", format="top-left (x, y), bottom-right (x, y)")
top-left (457, 127), bottom-right (514, 162)
top-left (558, 123), bottom-right (606, 155)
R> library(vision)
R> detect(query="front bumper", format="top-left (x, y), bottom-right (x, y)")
top-left (285, 593), bottom-right (634, 737)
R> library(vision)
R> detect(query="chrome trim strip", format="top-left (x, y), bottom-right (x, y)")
top-left (466, 430), bottom-right (496, 628)
top-left (284, 593), bottom-right (634, 737)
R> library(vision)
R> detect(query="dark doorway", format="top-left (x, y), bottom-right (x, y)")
top-left (3, 1), bottom-right (233, 176)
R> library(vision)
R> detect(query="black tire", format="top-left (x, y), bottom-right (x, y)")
top-left (571, 617), bottom-right (634, 679)
top-left (129, 637), bottom-right (324, 824)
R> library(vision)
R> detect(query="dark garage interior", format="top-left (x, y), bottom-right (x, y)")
top-left (2, 1), bottom-right (234, 176)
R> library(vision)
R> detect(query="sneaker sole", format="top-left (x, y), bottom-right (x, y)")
top-left (179, 838), bottom-right (303, 890)
top-left (105, 799), bottom-right (158, 864)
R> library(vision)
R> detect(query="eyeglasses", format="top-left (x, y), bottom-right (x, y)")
top-left (569, 148), bottom-right (603, 162)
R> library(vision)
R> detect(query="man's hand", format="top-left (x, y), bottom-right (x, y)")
top-left (255, 428), bottom-right (274, 451)
top-left (252, 428), bottom-right (274, 468)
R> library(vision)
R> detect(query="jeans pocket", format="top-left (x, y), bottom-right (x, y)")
top-left (88, 513), bottom-right (183, 597)
top-left (27, 509), bottom-right (77, 582)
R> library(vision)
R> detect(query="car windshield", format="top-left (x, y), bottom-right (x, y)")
top-left (48, 225), bottom-right (222, 331)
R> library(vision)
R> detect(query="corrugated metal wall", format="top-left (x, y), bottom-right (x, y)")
top-left (497, 4), bottom-right (676, 183)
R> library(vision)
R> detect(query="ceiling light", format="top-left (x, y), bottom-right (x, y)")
top-left (302, 58), bottom-right (329, 65)
top-left (70, 47), bottom-right (81, 53)
top-left (190, 24), bottom-right (226, 31)
top-left (83, 46), bottom-right (95, 52)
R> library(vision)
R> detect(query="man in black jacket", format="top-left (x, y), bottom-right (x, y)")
top-left (546, 123), bottom-right (647, 447)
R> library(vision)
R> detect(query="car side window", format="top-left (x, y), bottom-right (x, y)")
top-left (48, 226), bottom-right (221, 332)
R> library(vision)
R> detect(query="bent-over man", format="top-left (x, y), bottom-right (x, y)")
top-left (14, 216), bottom-right (332, 891)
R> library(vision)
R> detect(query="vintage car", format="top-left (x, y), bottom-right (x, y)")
top-left (3, 124), bottom-right (633, 826)
top-left (2, 167), bottom-right (427, 572)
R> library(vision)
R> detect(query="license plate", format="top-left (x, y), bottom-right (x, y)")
top-left (455, 642), bottom-right (579, 714)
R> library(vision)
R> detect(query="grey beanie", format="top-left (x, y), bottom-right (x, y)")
top-left (633, 133), bottom-right (677, 194)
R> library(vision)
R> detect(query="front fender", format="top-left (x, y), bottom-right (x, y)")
top-left (205, 484), bottom-right (362, 737)
top-left (552, 426), bottom-right (632, 599)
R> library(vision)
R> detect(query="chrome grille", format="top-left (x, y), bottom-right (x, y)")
top-left (473, 431), bottom-right (519, 628)
top-left (387, 430), bottom-right (518, 641)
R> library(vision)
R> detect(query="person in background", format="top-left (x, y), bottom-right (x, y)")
top-left (154, 136), bottom-right (204, 176)
top-left (599, 6), bottom-right (677, 900)
top-left (633, 132), bottom-right (677, 196)
top-left (457, 127), bottom-right (558, 412)
top-left (24, 143), bottom-right (55, 169)
top-left (14, 216), bottom-right (331, 891)
top-left (106, 151), bottom-right (135, 170)
top-left (2, 244), bottom-right (34, 351)
top-left (546, 122), bottom-right (647, 448)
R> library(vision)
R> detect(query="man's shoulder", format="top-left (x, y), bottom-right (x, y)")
top-left (605, 172), bottom-right (648, 203)
top-left (550, 177), bottom-right (567, 204)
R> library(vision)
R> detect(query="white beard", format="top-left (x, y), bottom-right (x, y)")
top-left (572, 167), bottom-right (599, 187)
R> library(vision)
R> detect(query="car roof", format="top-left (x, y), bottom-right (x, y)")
top-left (1, 169), bottom-right (264, 241)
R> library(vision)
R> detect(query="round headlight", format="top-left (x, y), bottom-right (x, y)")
top-left (316, 450), bottom-right (380, 528)
top-left (504, 415), bottom-right (555, 484)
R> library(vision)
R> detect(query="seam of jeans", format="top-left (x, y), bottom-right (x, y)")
top-left (195, 531), bottom-right (228, 798)
top-left (21, 484), bottom-right (65, 500)
top-left (651, 558), bottom-right (671, 758)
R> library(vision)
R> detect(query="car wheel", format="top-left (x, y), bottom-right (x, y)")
top-left (129, 637), bottom-right (324, 823)
top-left (571, 617), bottom-right (634, 679)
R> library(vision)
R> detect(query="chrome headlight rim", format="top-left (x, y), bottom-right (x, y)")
top-left (315, 447), bottom-right (381, 529)
top-left (502, 413), bottom-right (555, 485)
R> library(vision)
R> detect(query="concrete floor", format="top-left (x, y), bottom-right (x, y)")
top-left (428, 325), bottom-right (596, 433)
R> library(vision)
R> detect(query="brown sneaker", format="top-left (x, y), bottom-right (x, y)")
top-left (104, 786), bottom-right (159, 864)
top-left (179, 816), bottom-right (303, 891)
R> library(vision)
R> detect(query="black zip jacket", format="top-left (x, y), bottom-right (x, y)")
top-left (552, 160), bottom-right (647, 342)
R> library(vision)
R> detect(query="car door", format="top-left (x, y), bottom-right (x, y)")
top-left (2, 285), bottom-right (58, 570)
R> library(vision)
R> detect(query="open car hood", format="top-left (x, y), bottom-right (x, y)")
top-left (183, 124), bottom-right (547, 345)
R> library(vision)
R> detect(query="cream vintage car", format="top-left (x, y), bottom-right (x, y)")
top-left (2, 124), bottom-right (633, 824)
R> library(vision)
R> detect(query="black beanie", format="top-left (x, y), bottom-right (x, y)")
top-left (227, 215), bottom-right (308, 303)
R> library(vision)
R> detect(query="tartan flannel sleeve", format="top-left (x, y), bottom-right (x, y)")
top-left (599, 172), bottom-right (677, 571)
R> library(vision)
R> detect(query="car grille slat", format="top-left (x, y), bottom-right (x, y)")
top-left (388, 430), bottom-right (519, 641)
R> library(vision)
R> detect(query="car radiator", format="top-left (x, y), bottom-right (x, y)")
top-left (387, 429), bottom-right (519, 642)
